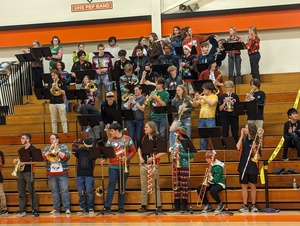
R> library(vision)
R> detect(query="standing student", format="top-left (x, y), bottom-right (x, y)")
top-left (0, 149), bottom-right (7, 216)
top-left (137, 121), bottom-right (165, 213)
top-left (48, 36), bottom-right (63, 71)
top-left (148, 32), bottom-right (163, 63)
top-left (43, 134), bottom-right (71, 215)
top-left (13, 133), bottom-right (39, 217)
top-left (101, 123), bottom-right (136, 214)
top-left (245, 26), bottom-right (261, 80)
top-left (236, 123), bottom-right (260, 213)
top-left (72, 43), bottom-right (90, 63)
top-left (106, 36), bottom-right (121, 66)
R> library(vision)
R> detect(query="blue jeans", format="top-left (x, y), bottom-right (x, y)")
top-left (104, 167), bottom-right (129, 209)
top-left (151, 117), bottom-right (167, 139)
top-left (76, 176), bottom-right (94, 210)
top-left (128, 119), bottom-right (144, 148)
top-left (198, 118), bottom-right (216, 150)
top-left (228, 54), bottom-right (242, 84)
top-left (169, 117), bottom-right (191, 148)
top-left (95, 73), bottom-right (112, 108)
top-left (48, 174), bottom-right (70, 211)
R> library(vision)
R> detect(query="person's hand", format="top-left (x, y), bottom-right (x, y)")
top-left (139, 157), bottom-right (145, 164)
top-left (241, 128), bottom-right (246, 136)
top-left (96, 69), bottom-right (101, 74)
top-left (101, 68), bottom-right (108, 73)
top-left (288, 127), bottom-right (293, 134)
top-left (13, 158), bottom-right (18, 164)
top-left (142, 71), bottom-right (147, 77)
top-left (135, 67), bottom-right (140, 72)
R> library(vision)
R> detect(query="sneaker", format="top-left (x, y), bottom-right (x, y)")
top-left (65, 209), bottom-right (71, 215)
top-left (118, 208), bottom-right (125, 213)
top-left (251, 205), bottom-right (259, 213)
top-left (238, 205), bottom-right (249, 213)
top-left (14, 210), bottom-right (26, 217)
top-left (0, 209), bottom-right (8, 215)
top-left (77, 209), bottom-right (87, 215)
top-left (137, 206), bottom-right (147, 213)
top-left (214, 203), bottom-right (224, 213)
top-left (32, 210), bottom-right (39, 217)
top-left (157, 206), bottom-right (162, 212)
top-left (50, 210), bottom-right (60, 215)
top-left (201, 204), bottom-right (212, 213)
top-left (88, 209), bottom-right (94, 215)
top-left (282, 158), bottom-right (289, 161)
top-left (101, 207), bottom-right (112, 213)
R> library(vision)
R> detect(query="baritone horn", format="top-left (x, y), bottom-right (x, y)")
top-left (51, 79), bottom-right (63, 96)
top-left (46, 143), bottom-right (60, 162)
top-left (87, 81), bottom-right (98, 93)
top-left (11, 157), bottom-right (25, 176)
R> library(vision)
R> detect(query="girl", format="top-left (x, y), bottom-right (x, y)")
top-left (148, 33), bottom-right (163, 64)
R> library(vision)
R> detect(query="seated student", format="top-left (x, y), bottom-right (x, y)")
top-left (140, 62), bottom-right (160, 93)
top-left (133, 45), bottom-right (151, 79)
top-left (197, 150), bottom-right (225, 213)
top-left (71, 50), bottom-right (93, 83)
top-left (282, 108), bottom-right (300, 161)
top-left (131, 36), bottom-right (149, 57)
top-left (198, 36), bottom-right (218, 64)
top-left (180, 44), bottom-right (197, 81)
top-left (157, 43), bottom-right (179, 78)
top-left (81, 75), bottom-right (97, 106)
top-left (164, 65), bottom-right (183, 90)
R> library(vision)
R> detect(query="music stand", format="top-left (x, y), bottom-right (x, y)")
top-left (179, 139), bottom-right (197, 214)
top-left (15, 53), bottom-right (36, 104)
top-left (234, 101), bottom-right (258, 116)
top-left (65, 90), bottom-right (88, 102)
top-left (175, 47), bottom-right (184, 56)
top-left (143, 139), bottom-right (168, 215)
top-left (95, 146), bottom-right (116, 216)
top-left (41, 73), bottom-right (51, 85)
top-left (192, 80), bottom-right (213, 92)
top-left (129, 56), bottom-right (138, 63)
top-left (198, 127), bottom-right (222, 150)
top-left (196, 64), bottom-right (208, 74)
top-left (19, 147), bottom-right (44, 217)
top-left (167, 90), bottom-right (176, 102)
top-left (223, 42), bottom-right (246, 52)
top-left (31, 47), bottom-right (52, 59)
top-left (75, 70), bottom-right (96, 83)
top-left (93, 51), bottom-right (114, 58)
top-left (77, 114), bottom-right (100, 139)
top-left (153, 64), bottom-right (171, 78)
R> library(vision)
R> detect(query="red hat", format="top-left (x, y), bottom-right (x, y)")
top-left (183, 43), bottom-right (192, 52)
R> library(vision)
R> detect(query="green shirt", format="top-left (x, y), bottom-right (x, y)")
top-left (150, 90), bottom-right (170, 118)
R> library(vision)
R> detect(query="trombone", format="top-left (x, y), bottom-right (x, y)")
top-left (119, 140), bottom-right (129, 195)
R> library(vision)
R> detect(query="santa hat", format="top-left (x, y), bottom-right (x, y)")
top-left (177, 126), bottom-right (187, 135)
top-left (183, 43), bottom-right (192, 52)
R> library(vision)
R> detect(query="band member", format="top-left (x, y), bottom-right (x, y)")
top-left (101, 123), bottom-right (136, 213)
top-left (169, 85), bottom-right (193, 148)
top-left (48, 36), bottom-right (63, 71)
top-left (81, 75), bottom-right (97, 106)
top-left (157, 42), bottom-right (180, 74)
top-left (227, 27), bottom-right (243, 84)
top-left (148, 32), bottom-right (163, 64)
top-left (148, 77), bottom-right (170, 139)
top-left (246, 78), bottom-right (266, 131)
top-left (132, 36), bottom-right (149, 57)
top-left (164, 65), bottom-right (183, 90)
top-left (119, 64), bottom-right (139, 109)
top-left (133, 45), bottom-right (151, 79)
top-left (198, 60), bottom-right (224, 96)
top-left (48, 69), bottom-right (68, 133)
top-left (137, 121), bottom-right (165, 213)
top-left (218, 81), bottom-right (239, 142)
top-left (197, 150), bottom-right (225, 213)
top-left (73, 103), bottom-right (102, 146)
top-left (192, 82), bottom-right (218, 150)
top-left (0, 148), bottom-right (7, 216)
top-left (43, 134), bottom-right (71, 215)
top-left (245, 26), bottom-right (261, 80)
top-left (236, 123), bottom-right (260, 213)
top-left (13, 133), bottom-right (39, 217)
top-left (170, 126), bottom-right (194, 212)
top-left (106, 36), bottom-right (121, 66)
top-left (140, 62), bottom-right (159, 93)
top-left (180, 44), bottom-right (197, 81)
top-left (166, 25), bottom-right (183, 55)
top-left (70, 50), bottom-right (93, 84)
top-left (72, 43), bottom-right (90, 63)
top-left (282, 108), bottom-right (300, 161)
top-left (74, 138), bottom-right (95, 215)
top-left (92, 43), bottom-right (113, 107)
top-left (127, 85), bottom-right (146, 149)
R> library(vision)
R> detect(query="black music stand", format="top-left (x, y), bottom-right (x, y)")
top-left (41, 73), bottom-right (51, 85)
top-left (196, 64), bottom-right (208, 74)
top-left (31, 47), bottom-right (52, 59)
top-left (223, 42), bottom-right (246, 52)
top-left (15, 53), bottom-right (36, 104)
top-left (166, 90), bottom-right (176, 103)
top-left (234, 101), bottom-right (258, 116)
top-left (153, 64), bottom-right (171, 78)
top-left (19, 147), bottom-right (44, 217)
top-left (192, 80), bottom-right (213, 92)
top-left (129, 56), bottom-right (138, 63)
top-left (65, 89), bottom-right (87, 103)
top-left (93, 51), bottom-right (114, 58)
top-left (179, 139), bottom-right (197, 214)
top-left (143, 139), bottom-right (168, 215)
top-left (111, 109), bottom-right (134, 130)
top-left (175, 47), bottom-right (184, 56)
top-left (75, 70), bottom-right (96, 83)
top-left (198, 127), bottom-right (222, 150)
top-left (96, 146), bottom-right (117, 216)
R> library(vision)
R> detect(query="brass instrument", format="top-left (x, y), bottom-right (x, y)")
top-left (11, 157), bottom-right (25, 176)
top-left (95, 186), bottom-right (103, 197)
top-left (104, 124), bottom-right (111, 140)
top-left (86, 81), bottom-right (98, 93)
top-left (147, 154), bottom-right (155, 194)
top-left (123, 94), bottom-right (135, 108)
top-left (241, 128), bottom-right (264, 180)
top-left (51, 79), bottom-right (63, 96)
top-left (190, 92), bottom-right (204, 104)
top-left (196, 168), bottom-right (210, 207)
top-left (224, 92), bottom-right (234, 112)
top-left (245, 89), bottom-right (254, 102)
top-left (119, 140), bottom-right (128, 195)
top-left (213, 71), bottom-right (223, 95)
top-left (169, 99), bottom-right (186, 131)
top-left (171, 143), bottom-right (181, 191)
top-left (122, 92), bottom-right (134, 102)
top-left (46, 143), bottom-right (60, 162)
top-left (143, 89), bottom-right (158, 106)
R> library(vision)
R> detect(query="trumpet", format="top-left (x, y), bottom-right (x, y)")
top-left (245, 89), bottom-right (254, 102)
top-left (86, 81), bottom-right (98, 93)
top-left (190, 92), bottom-right (204, 104)
top-left (46, 143), bottom-right (60, 162)
top-left (143, 89), bottom-right (158, 106)
top-left (12, 157), bottom-right (25, 176)
top-left (50, 79), bottom-right (63, 96)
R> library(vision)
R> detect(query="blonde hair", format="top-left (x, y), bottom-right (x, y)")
top-left (124, 63), bottom-right (133, 72)
top-left (145, 121), bottom-right (159, 136)
top-left (249, 26), bottom-right (258, 36)
top-left (229, 26), bottom-right (238, 40)
top-left (224, 80), bottom-right (234, 88)
top-left (175, 84), bottom-right (187, 101)
top-left (167, 65), bottom-right (177, 73)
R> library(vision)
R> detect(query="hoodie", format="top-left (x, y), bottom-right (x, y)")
top-left (208, 159), bottom-right (225, 188)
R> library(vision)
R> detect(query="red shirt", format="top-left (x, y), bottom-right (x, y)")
top-left (182, 34), bottom-right (209, 58)
top-left (198, 69), bottom-right (224, 96)
top-left (246, 36), bottom-right (260, 55)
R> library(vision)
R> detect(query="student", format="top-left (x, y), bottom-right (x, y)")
top-left (164, 65), bottom-right (183, 90)
top-left (133, 45), bottom-right (151, 79)
top-left (72, 43), bottom-right (90, 63)
top-left (198, 36), bottom-right (218, 64)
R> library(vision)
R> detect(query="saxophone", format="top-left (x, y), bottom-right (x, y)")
top-left (170, 99), bottom-right (186, 131)
top-left (213, 70), bottom-right (223, 95)
top-left (12, 157), bottom-right (25, 176)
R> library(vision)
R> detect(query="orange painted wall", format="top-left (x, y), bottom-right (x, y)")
top-left (0, 9), bottom-right (300, 48)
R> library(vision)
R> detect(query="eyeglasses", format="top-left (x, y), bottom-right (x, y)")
top-left (106, 96), bottom-right (114, 98)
